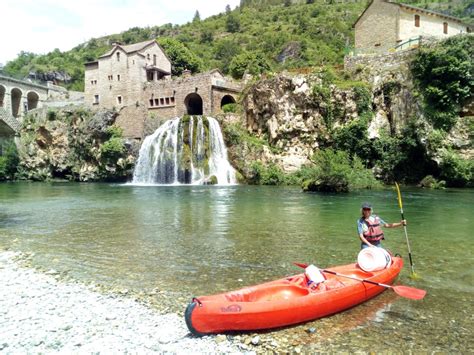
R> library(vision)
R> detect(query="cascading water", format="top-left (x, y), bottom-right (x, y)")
top-left (132, 116), bottom-right (236, 185)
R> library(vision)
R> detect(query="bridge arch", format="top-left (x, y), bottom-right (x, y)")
top-left (27, 91), bottom-right (39, 111)
top-left (0, 85), bottom-right (5, 107)
top-left (11, 88), bottom-right (22, 118)
top-left (184, 93), bottom-right (203, 115)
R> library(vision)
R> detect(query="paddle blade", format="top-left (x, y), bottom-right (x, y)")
top-left (395, 182), bottom-right (403, 209)
top-left (409, 272), bottom-right (422, 281)
top-left (293, 262), bottom-right (309, 269)
top-left (392, 285), bottom-right (426, 300)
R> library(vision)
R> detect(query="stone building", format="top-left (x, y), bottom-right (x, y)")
top-left (84, 40), bottom-right (241, 139)
top-left (354, 0), bottom-right (473, 53)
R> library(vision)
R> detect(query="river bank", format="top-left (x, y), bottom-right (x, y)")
top-left (0, 250), bottom-right (239, 354)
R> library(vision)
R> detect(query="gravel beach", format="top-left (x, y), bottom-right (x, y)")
top-left (0, 251), bottom-right (240, 354)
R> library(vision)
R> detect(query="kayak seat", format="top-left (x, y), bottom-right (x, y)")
top-left (225, 285), bottom-right (309, 302)
top-left (310, 278), bottom-right (345, 292)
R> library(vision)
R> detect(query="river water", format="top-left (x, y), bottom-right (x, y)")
top-left (0, 182), bottom-right (472, 352)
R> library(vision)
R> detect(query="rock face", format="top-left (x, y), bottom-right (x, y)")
top-left (242, 73), bottom-right (360, 172)
top-left (18, 107), bottom-right (135, 181)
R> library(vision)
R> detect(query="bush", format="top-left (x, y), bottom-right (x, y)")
top-left (0, 142), bottom-right (19, 180)
top-left (222, 103), bottom-right (238, 113)
top-left (439, 149), bottom-right (473, 187)
top-left (419, 175), bottom-right (446, 189)
top-left (302, 149), bottom-right (379, 192)
top-left (411, 36), bottom-right (474, 131)
top-left (249, 161), bottom-right (287, 185)
top-left (333, 112), bottom-right (375, 163)
top-left (100, 137), bottom-right (125, 161)
top-left (105, 125), bottom-right (123, 139)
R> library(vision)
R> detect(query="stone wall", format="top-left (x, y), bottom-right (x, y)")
top-left (354, 0), bottom-right (399, 52)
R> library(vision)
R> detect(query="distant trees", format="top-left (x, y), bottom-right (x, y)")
top-left (193, 10), bottom-right (201, 22)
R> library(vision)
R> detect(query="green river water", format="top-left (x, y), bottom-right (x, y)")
top-left (0, 182), bottom-right (472, 352)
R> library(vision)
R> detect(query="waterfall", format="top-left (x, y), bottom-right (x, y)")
top-left (132, 116), bottom-right (237, 185)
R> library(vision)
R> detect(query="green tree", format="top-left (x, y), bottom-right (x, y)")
top-left (229, 51), bottom-right (272, 79)
top-left (193, 10), bottom-right (201, 22)
top-left (226, 12), bottom-right (241, 33)
top-left (157, 38), bottom-right (202, 75)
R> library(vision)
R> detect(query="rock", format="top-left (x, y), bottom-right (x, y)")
top-left (306, 327), bottom-right (317, 334)
top-left (251, 335), bottom-right (260, 345)
top-left (215, 335), bottom-right (227, 343)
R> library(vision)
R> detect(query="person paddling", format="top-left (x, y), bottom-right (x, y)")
top-left (357, 202), bottom-right (406, 249)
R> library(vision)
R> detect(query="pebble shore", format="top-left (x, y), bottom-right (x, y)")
top-left (0, 251), bottom-right (240, 354)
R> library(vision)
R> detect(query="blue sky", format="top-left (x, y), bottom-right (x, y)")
top-left (0, 0), bottom-right (241, 65)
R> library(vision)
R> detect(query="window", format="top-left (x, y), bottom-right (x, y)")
top-left (117, 75), bottom-right (121, 81)
top-left (108, 75), bottom-right (113, 81)
top-left (149, 99), bottom-right (154, 107)
top-left (147, 54), bottom-right (150, 60)
top-left (155, 99), bottom-right (159, 106)
top-left (116, 52), bottom-right (120, 61)
top-left (170, 97), bottom-right (175, 104)
top-left (414, 14), bottom-right (420, 27)
top-left (443, 22), bottom-right (448, 34)
top-left (94, 95), bottom-right (99, 104)
top-left (117, 96), bottom-right (122, 105)
top-left (165, 97), bottom-right (170, 105)
top-left (153, 54), bottom-right (157, 66)
top-left (147, 71), bottom-right (154, 81)
top-left (160, 98), bottom-right (165, 105)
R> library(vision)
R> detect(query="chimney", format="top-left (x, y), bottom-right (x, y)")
top-left (182, 69), bottom-right (192, 78)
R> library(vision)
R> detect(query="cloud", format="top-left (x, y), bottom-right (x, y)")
top-left (0, 0), bottom-right (240, 64)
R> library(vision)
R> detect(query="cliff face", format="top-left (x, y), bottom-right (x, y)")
top-left (230, 48), bottom-right (472, 182)
top-left (18, 107), bottom-right (135, 181)
top-left (242, 73), bottom-right (360, 172)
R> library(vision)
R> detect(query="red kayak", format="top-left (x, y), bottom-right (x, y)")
top-left (185, 257), bottom-right (403, 335)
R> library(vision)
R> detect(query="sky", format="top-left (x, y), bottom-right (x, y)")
top-left (0, 0), bottom-right (241, 65)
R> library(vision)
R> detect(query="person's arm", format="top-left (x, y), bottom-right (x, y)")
top-left (359, 233), bottom-right (375, 247)
top-left (384, 220), bottom-right (407, 228)
top-left (358, 219), bottom-right (375, 247)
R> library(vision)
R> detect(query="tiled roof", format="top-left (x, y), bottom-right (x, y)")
top-left (99, 40), bottom-right (156, 58)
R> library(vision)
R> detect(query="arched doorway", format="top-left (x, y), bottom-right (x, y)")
top-left (220, 95), bottom-right (236, 108)
top-left (11, 88), bottom-right (22, 118)
top-left (184, 93), bottom-right (203, 115)
top-left (0, 85), bottom-right (5, 108)
top-left (27, 91), bottom-right (39, 111)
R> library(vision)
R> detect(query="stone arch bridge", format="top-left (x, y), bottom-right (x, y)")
top-left (0, 74), bottom-right (53, 136)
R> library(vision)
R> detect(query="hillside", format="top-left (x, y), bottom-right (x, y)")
top-left (2, 0), bottom-right (367, 91)
top-left (2, 0), bottom-right (472, 91)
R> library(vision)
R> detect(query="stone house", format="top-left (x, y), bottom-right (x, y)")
top-left (84, 40), bottom-right (241, 139)
top-left (354, 0), bottom-right (473, 53)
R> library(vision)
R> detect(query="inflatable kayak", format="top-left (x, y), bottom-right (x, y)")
top-left (185, 256), bottom-right (403, 335)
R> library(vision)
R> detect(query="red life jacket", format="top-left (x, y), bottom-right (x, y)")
top-left (362, 216), bottom-right (385, 242)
